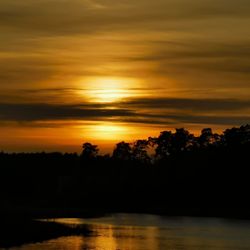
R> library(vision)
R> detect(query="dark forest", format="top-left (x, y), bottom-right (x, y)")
top-left (1, 125), bottom-right (250, 219)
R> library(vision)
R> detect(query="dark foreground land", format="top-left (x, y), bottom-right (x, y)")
top-left (1, 125), bottom-right (250, 247)
top-left (0, 216), bottom-right (90, 248)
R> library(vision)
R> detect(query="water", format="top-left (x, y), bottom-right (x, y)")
top-left (6, 214), bottom-right (250, 250)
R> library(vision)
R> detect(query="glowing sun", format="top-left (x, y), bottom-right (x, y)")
top-left (78, 77), bottom-right (140, 103)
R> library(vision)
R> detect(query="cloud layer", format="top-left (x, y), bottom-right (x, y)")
top-left (1, 96), bottom-right (250, 127)
top-left (1, 0), bottom-right (250, 150)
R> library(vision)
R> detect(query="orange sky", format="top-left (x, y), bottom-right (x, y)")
top-left (0, 0), bottom-right (250, 152)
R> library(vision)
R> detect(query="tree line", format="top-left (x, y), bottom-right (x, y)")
top-left (81, 125), bottom-right (250, 162)
top-left (1, 124), bottom-right (250, 218)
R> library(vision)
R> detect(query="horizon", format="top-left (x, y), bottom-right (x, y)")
top-left (1, 0), bottom-right (250, 152)
top-left (0, 124), bottom-right (247, 154)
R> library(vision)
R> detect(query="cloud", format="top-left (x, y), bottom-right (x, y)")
top-left (0, 103), bottom-right (135, 121)
top-left (121, 41), bottom-right (250, 76)
top-left (123, 97), bottom-right (250, 111)
top-left (125, 42), bottom-right (250, 61)
top-left (0, 55), bottom-right (59, 85)
top-left (0, 0), bottom-right (250, 36)
top-left (1, 96), bottom-right (250, 127)
top-left (120, 115), bottom-right (250, 127)
top-left (1, 0), bottom-right (250, 89)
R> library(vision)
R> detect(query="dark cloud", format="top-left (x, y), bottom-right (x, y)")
top-left (120, 115), bottom-right (250, 127)
top-left (173, 114), bottom-right (250, 126)
top-left (123, 97), bottom-right (250, 111)
top-left (0, 103), bottom-right (135, 121)
top-left (1, 97), bottom-right (250, 127)
top-left (125, 42), bottom-right (250, 61)
top-left (126, 98), bottom-right (250, 112)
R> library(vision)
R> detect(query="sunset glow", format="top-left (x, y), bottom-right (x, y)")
top-left (77, 77), bottom-right (140, 103)
top-left (83, 123), bottom-right (129, 141)
top-left (0, 0), bottom-right (250, 152)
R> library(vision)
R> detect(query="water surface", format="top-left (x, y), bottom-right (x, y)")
top-left (6, 214), bottom-right (250, 250)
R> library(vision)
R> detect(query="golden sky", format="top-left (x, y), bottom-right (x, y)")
top-left (1, 0), bottom-right (250, 152)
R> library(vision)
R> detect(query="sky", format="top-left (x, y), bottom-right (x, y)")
top-left (0, 0), bottom-right (250, 152)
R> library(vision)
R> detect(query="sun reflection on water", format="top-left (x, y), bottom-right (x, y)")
top-left (11, 215), bottom-right (250, 250)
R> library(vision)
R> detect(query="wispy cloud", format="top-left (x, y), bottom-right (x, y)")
top-left (1, 96), bottom-right (250, 127)
top-left (1, 0), bottom-right (250, 150)
top-left (0, 103), bottom-right (134, 121)
top-left (122, 97), bottom-right (250, 111)
top-left (1, 0), bottom-right (250, 36)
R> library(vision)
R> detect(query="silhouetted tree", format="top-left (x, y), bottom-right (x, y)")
top-left (153, 128), bottom-right (194, 159)
top-left (198, 128), bottom-right (220, 148)
top-left (223, 125), bottom-right (250, 146)
top-left (81, 142), bottom-right (99, 159)
top-left (112, 141), bottom-right (132, 161)
top-left (1, 124), bottom-right (250, 221)
top-left (132, 139), bottom-right (150, 163)
top-left (171, 128), bottom-right (194, 153)
top-left (152, 131), bottom-right (172, 159)
top-left (199, 128), bottom-right (213, 146)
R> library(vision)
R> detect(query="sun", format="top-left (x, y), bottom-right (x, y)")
top-left (77, 77), bottom-right (140, 103)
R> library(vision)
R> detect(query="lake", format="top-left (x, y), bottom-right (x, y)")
top-left (6, 214), bottom-right (250, 250)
